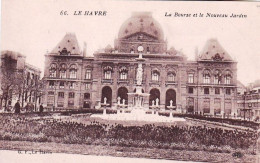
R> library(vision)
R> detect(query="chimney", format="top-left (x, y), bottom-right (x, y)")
top-left (83, 42), bottom-right (87, 57)
top-left (195, 46), bottom-right (198, 61)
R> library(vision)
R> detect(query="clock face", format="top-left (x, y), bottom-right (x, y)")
top-left (137, 46), bottom-right (144, 52)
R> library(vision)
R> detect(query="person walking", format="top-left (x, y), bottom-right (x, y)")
top-left (40, 103), bottom-right (44, 113)
top-left (14, 100), bottom-right (21, 113)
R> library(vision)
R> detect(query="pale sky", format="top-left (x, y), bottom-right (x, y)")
top-left (1, 0), bottom-right (260, 86)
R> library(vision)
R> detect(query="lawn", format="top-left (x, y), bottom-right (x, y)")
top-left (0, 113), bottom-right (258, 162)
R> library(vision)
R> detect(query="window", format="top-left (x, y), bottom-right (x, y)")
top-left (188, 73), bottom-right (194, 83)
top-left (49, 64), bottom-right (57, 78)
top-left (203, 98), bottom-right (210, 114)
top-left (57, 101), bottom-right (64, 107)
top-left (59, 81), bottom-right (65, 88)
top-left (85, 83), bottom-right (91, 90)
top-left (69, 65), bottom-right (77, 79)
top-left (68, 100), bottom-right (74, 107)
top-left (224, 70), bottom-right (232, 84)
top-left (85, 70), bottom-right (92, 79)
top-left (69, 82), bottom-right (75, 89)
top-left (49, 81), bottom-right (54, 88)
top-left (69, 92), bottom-right (75, 98)
top-left (60, 70), bottom-right (66, 78)
top-left (70, 69), bottom-right (77, 79)
top-left (167, 72), bottom-right (175, 82)
top-left (152, 70), bottom-right (160, 81)
top-left (58, 92), bottom-right (64, 98)
top-left (215, 88), bottom-right (220, 94)
top-left (119, 66), bottom-right (128, 80)
top-left (48, 91), bottom-right (54, 95)
top-left (47, 96), bottom-right (54, 106)
top-left (188, 87), bottom-right (193, 94)
top-left (203, 70), bottom-right (211, 84)
top-left (224, 75), bottom-right (231, 84)
top-left (147, 47), bottom-right (150, 54)
top-left (105, 71), bottom-right (111, 79)
top-left (104, 66), bottom-right (113, 79)
top-left (84, 93), bottom-right (90, 99)
top-left (226, 88), bottom-right (231, 95)
top-left (214, 70), bottom-right (221, 84)
top-left (204, 88), bottom-right (210, 94)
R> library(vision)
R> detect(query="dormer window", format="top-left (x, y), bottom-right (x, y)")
top-left (60, 48), bottom-right (70, 55)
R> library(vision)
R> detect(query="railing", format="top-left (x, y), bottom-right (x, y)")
top-left (117, 79), bottom-right (129, 84)
top-left (102, 79), bottom-right (113, 84)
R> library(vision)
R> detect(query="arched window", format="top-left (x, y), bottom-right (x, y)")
top-left (214, 70), bottom-right (222, 84)
top-left (167, 72), bottom-right (176, 82)
top-left (188, 73), bottom-right (194, 83)
top-left (49, 64), bottom-right (57, 78)
top-left (59, 64), bottom-right (67, 79)
top-left (69, 65), bottom-right (77, 79)
top-left (85, 69), bottom-right (92, 79)
top-left (224, 70), bottom-right (232, 84)
top-left (119, 66), bottom-right (128, 80)
top-left (152, 70), bottom-right (160, 81)
top-left (104, 66), bottom-right (113, 79)
top-left (203, 69), bottom-right (211, 84)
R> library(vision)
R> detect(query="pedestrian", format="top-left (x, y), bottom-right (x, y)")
top-left (14, 100), bottom-right (21, 114)
top-left (40, 103), bottom-right (44, 113)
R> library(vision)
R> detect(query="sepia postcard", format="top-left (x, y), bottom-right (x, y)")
top-left (0, 0), bottom-right (260, 162)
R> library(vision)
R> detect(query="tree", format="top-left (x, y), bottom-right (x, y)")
top-left (0, 56), bottom-right (24, 111)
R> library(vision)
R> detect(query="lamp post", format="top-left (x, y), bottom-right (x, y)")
top-left (53, 82), bottom-right (57, 112)
top-left (248, 102), bottom-right (252, 121)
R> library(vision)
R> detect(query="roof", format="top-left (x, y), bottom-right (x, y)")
top-left (51, 33), bottom-right (81, 55)
top-left (199, 39), bottom-right (233, 61)
top-left (118, 12), bottom-right (164, 40)
top-left (1, 50), bottom-right (25, 60)
top-left (237, 80), bottom-right (246, 89)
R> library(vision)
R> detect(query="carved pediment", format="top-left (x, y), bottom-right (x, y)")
top-left (125, 32), bottom-right (158, 42)
top-left (212, 53), bottom-right (223, 61)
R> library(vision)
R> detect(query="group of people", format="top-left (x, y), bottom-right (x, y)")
top-left (12, 100), bottom-right (44, 113)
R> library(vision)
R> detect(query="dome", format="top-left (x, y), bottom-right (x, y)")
top-left (118, 12), bottom-right (164, 41)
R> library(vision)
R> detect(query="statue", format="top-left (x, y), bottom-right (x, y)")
top-left (122, 99), bottom-right (125, 105)
top-left (155, 98), bottom-right (159, 106)
top-left (104, 97), bottom-right (107, 104)
top-left (117, 97), bottom-right (121, 105)
top-left (152, 100), bottom-right (155, 106)
top-left (136, 64), bottom-right (143, 85)
top-left (170, 100), bottom-right (173, 107)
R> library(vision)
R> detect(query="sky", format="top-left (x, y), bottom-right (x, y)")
top-left (1, 0), bottom-right (260, 86)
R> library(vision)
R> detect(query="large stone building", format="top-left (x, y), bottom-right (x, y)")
top-left (43, 12), bottom-right (238, 116)
top-left (0, 51), bottom-right (41, 110)
top-left (237, 80), bottom-right (260, 120)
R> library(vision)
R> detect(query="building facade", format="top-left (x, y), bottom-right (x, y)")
top-left (0, 51), bottom-right (41, 110)
top-left (43, 12), bottom-right (238, 116)
top-left (237, 80), bottom-right (260, 120)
